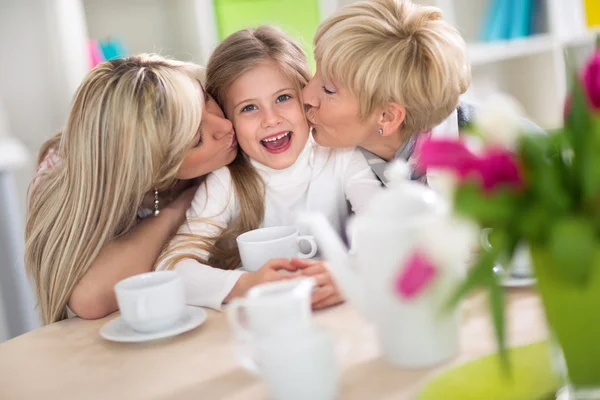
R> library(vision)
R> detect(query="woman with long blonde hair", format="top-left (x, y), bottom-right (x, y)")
top-left (25, 54), bottom-right (273, 325)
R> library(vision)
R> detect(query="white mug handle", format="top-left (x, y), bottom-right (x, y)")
top-left (226, 299), bottom-right (261, 375)
top-left (297, 235), bottom-right (317, 259)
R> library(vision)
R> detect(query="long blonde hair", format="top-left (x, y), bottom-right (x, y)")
top-left (158, 26), bottom-right (311, 271)
top-left (25, 54), bottom-right (205, 324)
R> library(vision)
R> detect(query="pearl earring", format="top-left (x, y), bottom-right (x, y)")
top-left (153, 188), bottom-right (160, 216)
top-left (377, 128), bottom-right (383, 136)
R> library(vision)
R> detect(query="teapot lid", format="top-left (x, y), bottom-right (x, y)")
top-left (365, 160), bottom-right (447, 223)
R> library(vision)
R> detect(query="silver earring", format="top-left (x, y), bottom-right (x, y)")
top-left (153, 188), bottom-right (160, 216)
top-left (377, 128), bottom-right (383, 136)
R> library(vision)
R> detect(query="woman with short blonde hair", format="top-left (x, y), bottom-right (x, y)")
top-left (303, 0), bottom-right (470, 185)
top-left (304, 0), bottom-right (543, 186)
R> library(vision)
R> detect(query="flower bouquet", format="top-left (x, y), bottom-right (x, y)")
top-left (416, 49), bottom-right (600, 398)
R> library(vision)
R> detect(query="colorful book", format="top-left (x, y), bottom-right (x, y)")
top-left (480, 0), bottom-right (512, 42)
top-left (509, 0), bottom-right (533, 39)
top-left (99, 38), bottom-right (128, 61)
top-left (585, 0), bottom-right (600, 27)
top-left (88, 39), bottom-right (105, 69)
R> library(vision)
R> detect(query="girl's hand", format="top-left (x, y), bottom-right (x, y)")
top-left (291, 258), bottom-right (344, 310)
top-left (226, 258), bottom-right (297, 301)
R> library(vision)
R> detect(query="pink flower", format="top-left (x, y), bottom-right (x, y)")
top-left (395, 251), bottom-right (437, 299)
top-left (416, 139), bottom-right (480, 178)
top-left (417, 139), bottom-right (523, 191)
top-left (477, 149), bottom-right (522, 190)
top-left (583, 52), bottom-right (600, 110)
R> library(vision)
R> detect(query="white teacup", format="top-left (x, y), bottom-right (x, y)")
top-left (257, 328), bottom-right (339, 400)
top-left (114, 271), bottom-right (186, 333)
top-left (237, 226), bottom-right (318, 272)
top-left (227, 277), bottom-right (315, 371)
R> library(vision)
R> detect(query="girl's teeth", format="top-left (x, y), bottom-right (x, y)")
top-left (263, 132), bottom-right (289, 142)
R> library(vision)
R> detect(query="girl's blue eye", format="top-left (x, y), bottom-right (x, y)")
top-left (276, 94), bottom-right (291, 102)
top-left (241, 104), bottom-right (257, 113)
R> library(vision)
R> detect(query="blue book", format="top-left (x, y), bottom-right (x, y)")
top-left (100, 37), bottom-right (128, 61)
top-left (530, 0), bottom-right (545, 36)
top-left (509, 0), bottom-right (534, 39)
top-left (480, 0), bottom-right (512, 42)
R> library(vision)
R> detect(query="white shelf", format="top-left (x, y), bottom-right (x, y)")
top-left (468, 35), bottom-right (557, 66)
top-left (561, 28), bottom-right (600, 47)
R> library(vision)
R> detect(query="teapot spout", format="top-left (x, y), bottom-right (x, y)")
top-left (298, 212), bottom-right (367, 315)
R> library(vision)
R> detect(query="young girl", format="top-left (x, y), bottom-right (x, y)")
top-left (157, 26), bottom-right (383, 310)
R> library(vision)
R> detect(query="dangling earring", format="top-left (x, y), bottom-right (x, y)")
top-left (153, 188), bottom-right (160, 216)
top-left (377, 128), bottom-right (383, 136)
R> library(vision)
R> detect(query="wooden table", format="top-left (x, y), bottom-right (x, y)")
top-left (0, 288), bottom-right (547, 400)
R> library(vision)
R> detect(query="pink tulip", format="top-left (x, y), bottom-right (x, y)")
top-left (477, 149), bottom-right (523, 190)
top-left (417, 139), bottom-right (480, 178)
top-left (417, 139), bottom-right (523, 192)
top-left (395, 251), bottom-right (437, 299)
top-left (583, 52), bottom-right (600, 110)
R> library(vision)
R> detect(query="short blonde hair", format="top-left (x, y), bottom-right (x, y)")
top-left (315, 0), bottom-right (470, 136)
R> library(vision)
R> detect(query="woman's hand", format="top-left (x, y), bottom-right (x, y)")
top-left (225, 258), bottom-right (297, 301)
top-left (291, 258), bottom-right (344, 310)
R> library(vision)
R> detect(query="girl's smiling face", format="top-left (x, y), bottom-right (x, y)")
top-left (224, 60), bottom-right (309, 170)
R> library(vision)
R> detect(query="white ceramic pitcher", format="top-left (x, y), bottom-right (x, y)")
top-left (300, 177), bottom-right (464, 367)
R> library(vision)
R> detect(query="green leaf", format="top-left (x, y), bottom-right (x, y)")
top-left (548, 217), bottom-right (595, 284)
top-left (454, 182), bottom-right (517, 227)
top-left (445, 253), bottom-right (491, 312)
top-left (446, 230), bottom-right (511, 372)
top-left (580, 117), bottom-right (600, 202)
top-left (519, 134), bottom-right (572, 213)
top-left (446, 231), bottom-right (505, 311)
top-left (565, 72), bottom-right (594, 200)
top-left (486, 271), bottom-right (509, 374)
top-left (517, 203), bottom-right (551, 242)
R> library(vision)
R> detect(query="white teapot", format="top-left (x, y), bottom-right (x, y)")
top-left (300, 166), bottom-right (465, 367)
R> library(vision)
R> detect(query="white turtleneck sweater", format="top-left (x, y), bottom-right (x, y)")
top-left (156, 138), bottom-right (383, 310)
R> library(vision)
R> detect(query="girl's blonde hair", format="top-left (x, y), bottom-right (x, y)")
top-left (207, 25), bottom-right (311, 109)
top-left (315, 0), bottom-right (471, 137)
top-left (26, 54), bottom-right (205, 324)
top-left (158, 25), bottom-right (311, 271)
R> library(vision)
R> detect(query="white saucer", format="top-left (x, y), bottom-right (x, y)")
top-left (501, 275), bottom-right (536, 288)
top-left (100, 306), bottom-right (207, 343)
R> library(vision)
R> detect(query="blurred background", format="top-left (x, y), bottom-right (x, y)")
top-left (0, 0), bottom-right (598, 342)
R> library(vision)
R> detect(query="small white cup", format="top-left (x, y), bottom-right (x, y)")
top-left (114, 271), bottom-right (185, 333)
top-left (236, 226), bottom-right (318, 272)
top-left (256, 328), bottom-right (339, 400)
top-left (227, 277), bottom-right (315, 372)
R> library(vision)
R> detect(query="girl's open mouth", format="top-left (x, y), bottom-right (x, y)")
top-left (260, 131), bottom-right (292, 154)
